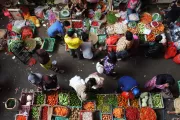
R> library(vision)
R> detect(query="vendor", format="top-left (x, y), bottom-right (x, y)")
top-left (85, 72), bottom-right (104, 90)
top-left (145, 74), bottom-right (175, 91)
top-left (117, 76), bottom-right (140, 98)
top-left (47, 21), bottom-right (70, 38)
top-left (165, 0), bottom-right (180, 26)
top-left (127, 0), bottom-right (140, 15)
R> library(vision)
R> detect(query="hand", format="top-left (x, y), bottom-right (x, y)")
top-left (164, 83), bottom-right (169, 88)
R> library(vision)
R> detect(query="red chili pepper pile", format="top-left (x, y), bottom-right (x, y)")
top-left (126, 107), bottom-right (139, 120)
top-left (41, 106), bottom-right (48, 120)
top-left (140, 107), bottom-right (157, 120)
top-left (92, 21), bottom-right (99, 26)
top-left (72, 21), bottom-right (83, 28)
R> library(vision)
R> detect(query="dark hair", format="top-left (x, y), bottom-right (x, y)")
top-left (36, 49), bottom-right (47, 57)
top-left (85, 78), bottom-right (97, 92)
top-left (63, 21), bottom-right (70, 27)
top-left (156, 74), bottom-right (175, 86)
top-left (155, 35), bottom-right (162, 42)
top-left (67, 29), bottom-right (75, 37)
top-left (82, 32), bottom-right (89, 42)
top-left (108, 52), bottom-right (117, 63)
top-left (126, 31), bottom-right (133, 41)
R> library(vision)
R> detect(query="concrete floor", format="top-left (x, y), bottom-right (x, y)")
top-left (0, 4), bottom-right (180, 120)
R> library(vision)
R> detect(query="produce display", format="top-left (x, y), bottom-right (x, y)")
top-left (16, 115), bottom-right (27, 120)
top-left (140, 13), bottom-right (152, 24)
top-left (53, 106), bottom-right (69, 117)
top-left (138, 34), bottom-right (146, 42)
top-left (102, 114), bottom-right (113, 120)
top-left (53, 116), bottom-right (68, 120)
top-left (69, 108), bottom-right (80, 120)
top-left (113, 107), bottom-right (124, 119)
top-left (98, 104), bottom-right (111, 113)
top-left (34, 93), bottom-right (45, 105)
top-left (117, 94), bottom-right (129, 108)
top-left (105, 94), bottom-right (118, 107)
top-left (83, 101), bottom-right (95, 111)
top-left (151, 93), bottom-right (163, 108)
top-left (146, 33), bottom-right (155, 41)
top-left (107, 12), bottom-right (117, 24)
top-left (46, 92), bottom-right (58, 106)
top-left (128, 22), bottom-right (137, 28)
top-left (81, 112), bottom-right (93, 120)
top-left (58, 93), bottom-right (69, 106)
top-left (69, 92), bottom-right (81, 106)
top-left (129, 14), bottom-right (139, 21)
top-left (72, 21), bottom-right (83, 28)
top-left (126, 107), bottom-right (140, 120)
top-left (130, 99), bottom-right (139, 108)
top-left (140, 107), bottom-right (157, 120)
top-left (91, 21), bottom-right (99, 27)
top-left (140, 92), bottom-right (151, 107)
top-left (31, 106), bottom-right (40, 119)
top-left (137, 23), bottom-right (146, 34)
top-left (96, 95), bottom-right (112, 113)
top-left (152, 13), bottom-right (162, 21)
top-left (41, 106), bottom-right (48, 120)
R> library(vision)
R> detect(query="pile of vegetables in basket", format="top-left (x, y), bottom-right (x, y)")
top-left (140, 107), bottom-right (157, 120)
top-left (34, 93), bottom-right (45, 105)
top-left (16, 115), bottom-right (27, 120)
top-left (96, 95), bottom-right (112, 113)
top-left (41, 106), bottom-right (48, 120)
top-left (126, 107), bottom-right (140, 120)
top-left (113, 107), bottom-right (124, 119)
top-left (69, 108), bottom-right (80, 120)
top-left (72, 21), bottom-right (83, 29)
top-left (69, 92), bottom-right (81, 106)
top-left (151, 93), bottom-right (163, 108)
top-left (117, 94), bottom-right (129, 108)
top-left (53, 106), bottom-right (69, 117)
top-left (105, 94), bottom-right (118, 107)
top-left (31, 106), bottom-right (40, 119)
top-left (140, 13), bottom-right (152, 24)
top-left (83, 101), bottom-right (95, 111)
top-left (58, 92), bottom-right (69, 106)
top-left (46, 92), bottom-right (58, 106)
top-left (140, 92), bottom-right (152, 107)
top-left (130, 99), bottom-right (139, 108)
top-left (107, 12), bottom-right (117, 24)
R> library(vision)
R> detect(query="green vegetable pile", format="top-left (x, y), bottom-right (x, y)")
top-left (105, 94), bottom-right (118, 107)
top-left (31, 106), bottom-right (40, 119)
top-left (151, 93), bottom-right (163, 108)
top-left (7, 99), bottom-right (15, 108)
top-left (128, 22), bottom-right (137, 28)
top-left (107, 12), bottom-right (117, 24)
top-left (35, 93), bottom-right (45, 105)
top-left (59, 93), bottom-right (69, 106)
top-left (96, 95), bottom-right (112, 113)
top-left (137, 23), bottom-right (145, 34)
top-left (69, 92), bottom-right (81, 106)
top-left (138, 34), bottom-right (146, 43)
top-left (99, 104), bottom-right (111, 113)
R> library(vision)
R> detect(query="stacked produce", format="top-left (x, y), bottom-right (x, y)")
top-left (151, 93), bottom-right (163, 108)
top-left (102, 114), bottom-right (112, 120)
top-left (126, 107), bottom-right (139, 120)
top-left (53, 106), bottom-right (69, 117)
top-left (58, 93), bottom-right (69, 106)
top-left (31, 106), bottom-right (40, 119)
top-left (106, 94), bottom-right (118, 107)
top-left (34, 93), bottom-right (45, 105)
top-left (41, 106), bottom-right (48, 120)
top-left (130, 99), bottom-right (139, 108)
top-left (117, 94), bottom-right (128, 108)
top-left (140, 13), bottom-right (152, 24)
top-left (46, 92), bottom-right (58, 106)
top-left (83, 101), bottom-right (95, 111)
top-left (113, 107), bottom-right (124, 119)
top-left (97, 95), bottom-right (111, 113)
top-left (140, 107), bottom-right (157, 120)
top-left (69, 108), bottom-right (80, 120)
top-left (16, 115), bottom-right (27, 120)
top-left (140, 92), bottom-right (151, 107)
top-left (69, 92), bottom-right (81, 106)
top-left (72, 21), bottom-right (83, 29)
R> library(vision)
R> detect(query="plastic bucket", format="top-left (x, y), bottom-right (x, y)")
top-left (5, 98), bottom-right (20, 111)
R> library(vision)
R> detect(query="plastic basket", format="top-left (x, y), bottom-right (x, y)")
top-left (52, 105), bottom-right (70, 117)
top-left (82, 100), bottom-right (96, 111)
top-left (42, 38), bottom-right (56, 52)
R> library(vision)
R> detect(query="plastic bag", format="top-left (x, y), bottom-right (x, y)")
top-left (21, 27), bottom-right (33, 40)
top-left (173, 54), bottom-right (180, 64)
top-left (106, 35), bottom-right (119, 52)
top-left (164, 42), bottom-right (177, 59)
top-left (34, 6), bottom-right (46, 18)
top-left (96, 62), bottom-right (104, 74)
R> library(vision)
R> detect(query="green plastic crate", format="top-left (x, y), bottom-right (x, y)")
top-left (42, 38), bottom-right (55, 52)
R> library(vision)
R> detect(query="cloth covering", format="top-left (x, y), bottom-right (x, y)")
top-left (47, 21), bottom-right (64, 37)
top-left (103, 56), bottom-right (115, 75)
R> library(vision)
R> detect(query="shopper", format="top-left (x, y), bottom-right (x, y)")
top-left (116, 31), bottom-right (134, 60)
top-left (101, 52), bottom-right (117, 76)
top-left (165, 0), bottom-right (180, 26)
top-left (69, 75), bottom-right (88, 101)
top-left (127, 0), bottom-right (140, 15)
top-left (117, 76), bottom-right (140, 99)
top-left (144, 35), bottom-right (164, 58)
top-left (145, 74), bottom-right (175, 91)
top-left (85, 72), bottom-right (104, 90)
top-left (36, 49), bottom-right (64, 73)
top-left (28, 73), bottom-right (43, 89)
top-left (47, 20), bottom-right (70, 38)
top-left (42, 75), bottom-right (58, 90)
top-left (64, 28), bottom-right (83, 59)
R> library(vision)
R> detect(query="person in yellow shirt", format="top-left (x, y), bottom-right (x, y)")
top-left (64, 28), bottom-right (83, 59)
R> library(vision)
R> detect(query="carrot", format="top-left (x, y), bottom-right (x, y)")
top-left (140, 13), bottom-right (152, 24)
top-left (53, 106), bottom-right (69, 117)
top-left (16, 115), bottom-right (26, 120)
top-left (83, 102), bottom-right (95, 111)
top-left (113, 108), bottom-right (124, 118)
top-left (47, 92), bottom-right (58, 106)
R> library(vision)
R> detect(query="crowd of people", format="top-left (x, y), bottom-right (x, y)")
top-left (25, 0), bottom-right (179, 115)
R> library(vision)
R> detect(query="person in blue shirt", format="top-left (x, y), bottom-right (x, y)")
top-left (47, 20), bottom-right (70, 38)
top-left (118, 76), bottom-right (140, 98)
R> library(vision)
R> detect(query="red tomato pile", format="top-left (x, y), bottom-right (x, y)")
top-left (92, 21), bottom-right (99, 26)
top-left (41, 106), bottom-right (48, 120)
top-left (126, 107), bottom-right (139, 120)
top-left (72, 21), bottom-right (83, 28)
top-left (140, 107), bottom-right (157, 120)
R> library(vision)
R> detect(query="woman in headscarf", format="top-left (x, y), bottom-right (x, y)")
top-left (145, 74), bottom-right (175, 91)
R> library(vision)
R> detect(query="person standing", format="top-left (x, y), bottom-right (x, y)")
top-left (36, 49), bottom-right (64, 73)
top-left (127, 0), bottom-right (140, 15)
top-left (117, 76), bottom-right (140, 99)
top-left (64, 28), bottom-right (83, 59)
